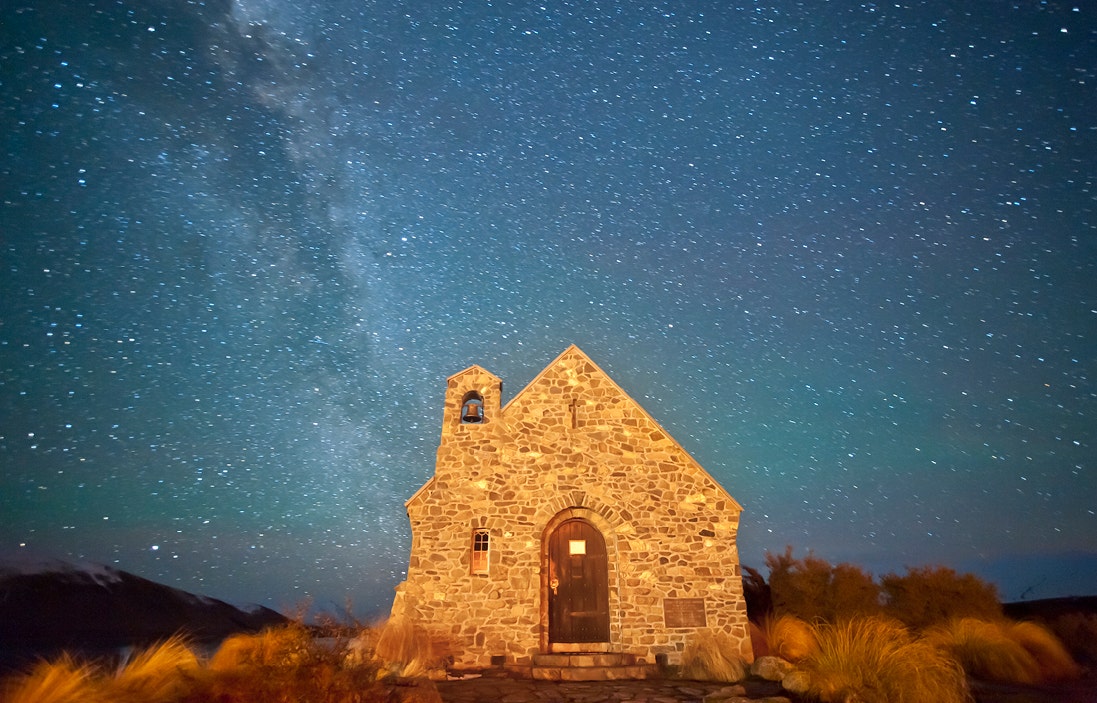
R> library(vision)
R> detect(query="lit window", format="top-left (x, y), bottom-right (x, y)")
top-left (471, 530), bottom-right (490, 574)
top-left (569, 539), bottom-right (587, 556)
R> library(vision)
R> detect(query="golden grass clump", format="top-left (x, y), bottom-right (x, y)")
top-left (925, 617), bottom-right (1042, 685)
top-left (1006, 620), bottom-right (1081, 681)
top-left (208, 622), bottom-right (314, 671)
top-left (110, 635), bottom-right (200, 701)
top-left (0, 654), bottom-right (106, 703)
top-left (679, 628), bottom-right (748, 683)
top-left (373, 616), bottom-right (449, 678)
top-left (0, 620), bottom-right (429, 703)
top-left (800, 616), bottom-right (971, 703)
top-left (761, 614), bottom-right (817, 662)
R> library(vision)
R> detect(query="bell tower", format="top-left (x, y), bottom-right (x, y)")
top-left (441, 365), bottom-right (502, 433)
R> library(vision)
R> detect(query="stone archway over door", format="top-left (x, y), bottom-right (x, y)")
top-left (547, 518), bottom-right (609, 644)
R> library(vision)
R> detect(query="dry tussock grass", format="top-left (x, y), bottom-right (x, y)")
top-left (800, 616), bottom-right (971, 703)
top-left (0, 623), bottom-right (401, 703)
top-left (109, 635), bottom-right (200, 702)
top-left (0, 654), bottom-right (106, 703)
top-left (0, 639), bottom-right (202, 703)
top-left (1006, 620), bottom-right (1081, 681)
top-left (679, 628), bottom-right (747, 682)
top-left (373, 616), bottom-right (451, 678)
top-left (925, 618), bottom-right (1040, 684)
top-left (761, 614), bottom-right (817, 662)
top-left (926, 617), bottom-right (1081, 684)
top-left (208, 622), bottom-right (315, 670)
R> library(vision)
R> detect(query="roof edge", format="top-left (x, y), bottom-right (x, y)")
top-left (446, 364), bottom-right (501, 383)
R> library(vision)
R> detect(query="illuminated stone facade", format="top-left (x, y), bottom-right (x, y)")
top-left (389, 346), bottom-right (750, 673)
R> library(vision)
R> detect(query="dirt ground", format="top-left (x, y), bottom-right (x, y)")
top-left (970, 674), bottom-right (1097, 703)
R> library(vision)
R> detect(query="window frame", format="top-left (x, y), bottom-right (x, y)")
top-left (471, 529), bottom-right (490, 575)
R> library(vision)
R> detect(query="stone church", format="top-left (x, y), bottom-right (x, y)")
top-left (389, 345), bottom-right (750, 678)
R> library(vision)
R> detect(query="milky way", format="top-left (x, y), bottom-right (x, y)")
top-left (2, 1), bottom-right (1095, 615)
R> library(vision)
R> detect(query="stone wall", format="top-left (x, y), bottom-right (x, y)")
top-left (390, 347), bottom-right (750, 670)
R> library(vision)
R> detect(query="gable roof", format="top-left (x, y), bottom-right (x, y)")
top-left (500, 344), bottom-right (593, 413)
top-left (447, 364), bottom-right (501, 383)
top-left (504, 345), bottom-right (741, 510)
top-left (406, 345), bottom-right (741, 511)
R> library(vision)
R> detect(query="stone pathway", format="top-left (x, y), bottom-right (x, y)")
top-left (435, 675), bottom-right (792, 703)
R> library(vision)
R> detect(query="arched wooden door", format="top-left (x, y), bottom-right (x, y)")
top-left (548, 518), bottom-right (609, 643)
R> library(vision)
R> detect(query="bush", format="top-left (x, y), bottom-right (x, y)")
top-left (679, 629), bottom-right (747, 682)
top-left (800, 617), bottom-right (971, 703)
top-left (765, 547), bottom-right (881, 622)
top-left (829, 562), bottom-right (884, 619)
top-left (756, 549), bottom-right (1006, 629)
top-left (742, 564), bottom-right (772, 621)
top-left (882, 566), bottom-right (1001, 629)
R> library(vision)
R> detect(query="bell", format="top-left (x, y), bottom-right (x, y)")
top-left (462, 402), bottom-right (483, 423)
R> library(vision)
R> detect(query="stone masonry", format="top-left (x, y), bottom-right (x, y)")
top-left (389, 345), bottom-right (751, 672)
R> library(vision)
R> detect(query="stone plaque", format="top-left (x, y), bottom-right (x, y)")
top-left (663, 597), bottom-right (707, 628)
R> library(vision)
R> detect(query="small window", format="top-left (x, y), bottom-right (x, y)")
top-left (471, 530), bottom-right (490, 574)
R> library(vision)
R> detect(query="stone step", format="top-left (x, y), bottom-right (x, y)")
top-left (531, 663), bottom-right (652, 681)
top-left (530, 652), bottom-right (653, 681)
top-left (532, 652), bottom-right (637, 667)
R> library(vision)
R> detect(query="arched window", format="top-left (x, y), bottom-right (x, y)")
top-left (471, 529), bottom-right (490, 574)
top-left (460, 392), bottom-right (484, 424)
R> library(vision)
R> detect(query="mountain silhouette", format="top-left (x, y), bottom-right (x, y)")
top-left (0, 558), bottom-right (286, 670)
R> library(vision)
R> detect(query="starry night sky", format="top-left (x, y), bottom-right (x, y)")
top-left (2, 1), bottom-right (1095, 616)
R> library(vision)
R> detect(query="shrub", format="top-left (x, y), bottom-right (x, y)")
top-left (799, 616), bottom-right (971, 703)
top-left (925, 618), bottom-right (1040, 684)
top-left (679, 628), bottom-right (747, 682)
top-left (766, 547), bottom-right (829, 620)
top-left (0, 654), bottom-right (106, 703)
top-left (829, 562), bottom-right (884, 619)
top-left (882, 566), bottom-right (1001, 629)
top-left (765, 546), bottom-right (881, 622)
top-left (761, 614), bottom-right (817, 662)
top-left (742, 564), bottom-right (772, 621)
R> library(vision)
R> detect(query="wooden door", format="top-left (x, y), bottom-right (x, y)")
top-left (548, 518), bottom-right (609, 643)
